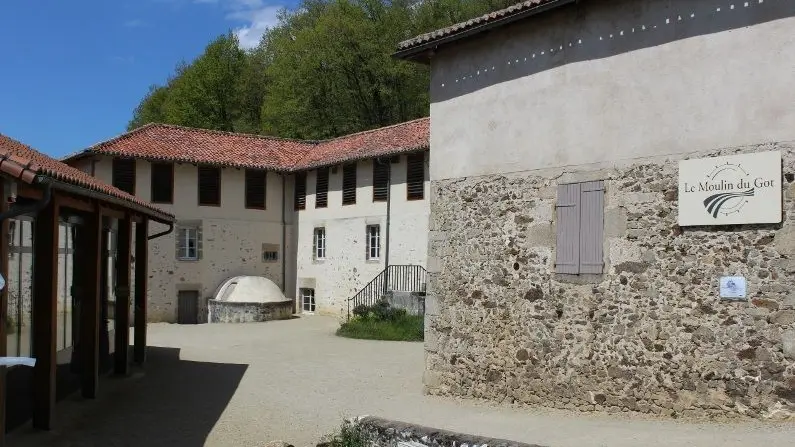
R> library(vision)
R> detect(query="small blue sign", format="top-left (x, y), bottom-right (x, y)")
top-left (720, 276), bottom-right (747, 300)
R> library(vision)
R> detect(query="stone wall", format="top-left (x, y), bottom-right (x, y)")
top-left (208, 300), bottom-right (294, 323)
top-left (424, 142), bottom-right (795, 419)
top-left (351, 416), bottom-right (542, 447)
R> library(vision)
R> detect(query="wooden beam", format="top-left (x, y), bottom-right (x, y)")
top-left (113, 216), bottom-right (132, 375)
top-left (133, 218), bottom-right (148, 364)
top-left (15, 184), bottom-right (42, 200)
top-left (57, 194), bottom-right (95, 213)
top-left (79, 209), bottom-right (101, 399)
top-left (0, 181), bottom-right (8, 447)
top-left (99, 206), bottom-right (125, 220)
top-left (32, 199), bottom-right (59, 430)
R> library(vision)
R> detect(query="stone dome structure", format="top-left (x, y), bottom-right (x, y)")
top-left (209, 276), bottom-right (293, 323)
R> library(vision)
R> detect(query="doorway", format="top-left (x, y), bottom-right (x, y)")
top-left (177, 290), bottom-right (199, 324)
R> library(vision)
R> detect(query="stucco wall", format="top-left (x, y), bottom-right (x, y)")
top-left (429, 0), bottom-right (795, 180)
top-left (92, 156), bottom-right (288, 323)
top-left (296, 154), bottom-right (430, 316)
top-left (424, 0), bottom-right (795, 419)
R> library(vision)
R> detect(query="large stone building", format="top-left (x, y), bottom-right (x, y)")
top-left (396, 0), bottom-right (795, 418)
top-left (65, 119), bottom-right (429, 322)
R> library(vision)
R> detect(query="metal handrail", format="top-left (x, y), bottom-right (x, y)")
top-left (347, 265), bottom-right (427, 320)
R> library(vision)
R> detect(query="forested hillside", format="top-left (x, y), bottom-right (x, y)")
top-left (129, 0), bottom-right (516, 139)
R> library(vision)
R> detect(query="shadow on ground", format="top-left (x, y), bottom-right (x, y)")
top-left (7, 346), bottom-right (248, 447)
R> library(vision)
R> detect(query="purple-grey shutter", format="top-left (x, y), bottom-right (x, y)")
top-left (579, 181), bottom-right (604, 274)
top-left (556, 183), bottom-right (581, 274)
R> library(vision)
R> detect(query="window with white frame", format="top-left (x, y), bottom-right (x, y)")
top-left (176, 225), bottom-right (202, 261)
top-left (366, 224), bottom-right (380, 260)
top-left (300, 288), bottom-right (316, 313)
top-left (313, 227), bottom-right (326, 260)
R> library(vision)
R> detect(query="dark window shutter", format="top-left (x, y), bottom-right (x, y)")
top-left (342, 163), bottom-right (357, 205)
top-left (196, 226), bottom-right (203, 260)
top-left (373, 162), bottom-right (389, 202)
top-left (112, 158), bottom-right (136, 195)
top-left (295, 172), bottom-right (306, 210)
top-left (406, 153), bottom-right (425, 200)
top-left (579, 180), bottom-right (604, 274)
top-left (245, 169), bottom-right (267, 209)
top-left (150, 162), bottom-right (174, 203)
top-left (316, 168), bottom-right (329, 208)
top-left (198, 167), bottom-right (221, 206)
top-left (555, 183), bottom-right (581, 274)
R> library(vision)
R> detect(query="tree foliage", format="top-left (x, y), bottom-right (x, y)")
top-left (128, 0), bottom-right (518, 137)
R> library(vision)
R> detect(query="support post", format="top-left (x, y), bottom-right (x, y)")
top-left (133, 218), bottom-right (148, 364)
top-left (114, 217), bottom-right (131, 375)
top-left (0, 182), bottom-right (8, 445)
top-left (79, 209), bottom-right (101, 398)
top-left (32, 199), bottom-right (59, 430)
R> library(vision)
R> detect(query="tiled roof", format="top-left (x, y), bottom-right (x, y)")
top-left (395, 0), bottom-right (569, 58)
top-left (298, 118), bottom-right (429, 169)
top-left (74, 123), bottom-right (314, 171)
top-left (0, 133), bottom-right (174, 222)
top-left (66, 118), bottom-right (430, 172)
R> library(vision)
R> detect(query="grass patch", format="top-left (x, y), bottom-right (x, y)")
top-left (337, 314), bottom-right (424, 342)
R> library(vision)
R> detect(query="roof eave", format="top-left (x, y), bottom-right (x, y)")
top-left (394, 0), bottom-right (576, 63)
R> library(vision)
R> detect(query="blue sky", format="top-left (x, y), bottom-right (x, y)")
top-left (0, 0), bottom-right (297, 158)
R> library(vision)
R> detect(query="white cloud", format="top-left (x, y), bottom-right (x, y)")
top-left (195, 0), bottom-right (284, 49)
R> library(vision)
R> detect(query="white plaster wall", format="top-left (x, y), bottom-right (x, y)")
top-left (295, 154), bottom-right (430, 316)
top-left (92, 156), bottom-right (288, 323)
top-left (429, 0), bottom-right (795, 180)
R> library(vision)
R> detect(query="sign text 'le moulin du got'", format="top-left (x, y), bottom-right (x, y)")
top-left (678, 151), bottom-right (782, 226)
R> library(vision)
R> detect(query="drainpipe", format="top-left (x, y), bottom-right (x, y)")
top-left (281, 174), bottom-right (287, 294)
top-left (378, 158), bottom-right (392, 297)
top-left (0, 182), bottom-right (52, 223)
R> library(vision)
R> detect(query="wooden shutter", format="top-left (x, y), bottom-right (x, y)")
top-left (316, 168), bottom-right (329, 208)
top-left (555, 183), bottom-right (581, 274)
top-left (342, 163), bottom-right (357, 205)
top-left (196, 225), bottom-right (203, 260)
top-left (198, 167), bottom-right (221, 206)
top-left (175, 227), bottom-right (185, 260)
top-left (373, 162), bottom-right (389, 202)
top-left (406, 153), bottom-right (425, 200)
top-left (245, 169), bottom-right (267, 209)
top-left (150, 162), bottom-right (174, 203)
top-left (295, 172), bottom-right (306, 210)
top-left (579, 181), bottom-right (604, 274)
top-left (112, 158), bottom-right (136, 195)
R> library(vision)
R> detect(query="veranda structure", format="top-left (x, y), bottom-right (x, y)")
top-left (0, 134), bottom-right (174, 446)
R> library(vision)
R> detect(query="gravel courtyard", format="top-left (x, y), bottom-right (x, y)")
top-left (7, 316), bottom-right (794, 447)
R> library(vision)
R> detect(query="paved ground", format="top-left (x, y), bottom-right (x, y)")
top-left (7, 316), bottom-right (795, 447)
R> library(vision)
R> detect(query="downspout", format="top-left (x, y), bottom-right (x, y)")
top-left (281, 173), bottom-right (287, 294)
top-left (379, 158), bottom-right (392, 297)
top-left (0, 182), bottom-right (52, 223)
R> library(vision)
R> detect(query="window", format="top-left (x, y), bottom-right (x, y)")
top-left (406, 153), bottom-right (425, 200)
top-left (198, 166), bottom-right (221, 206)
top-left (150, 162), bottom-right (174, 204)
top-left (373, 161), bottom-right (389, 202)
top-left (176, 225), bottom-right (202, 261)
top-left (555, 180), bottom-right (604, 275)
top-left (315, 168), bottom-right (329, 208)
top-left (313, 227), bottom-right (326, 260)
top-left (245, 169), bottom-right (267, 209)
top-left (112, 158), bottom-right (136, 195)
top-left (295, 172), bottom-right (306, 210)
top-left (300, 288), bottom-right (316, 313)
top-left (342, 163), bottom-right (357, 205)
top-left (366, 224), bottom-right (380, 260)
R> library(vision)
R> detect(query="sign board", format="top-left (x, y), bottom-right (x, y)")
top-left (678, 151), bottom-right (781, 226)
top-left (719, 276), bottom-right (747, 300)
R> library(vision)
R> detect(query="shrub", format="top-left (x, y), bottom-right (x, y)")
top-left (352, 300), bottom-right (408, 322)
top-left (321, 421), bottom-right (368, 447)
top-left (337, 312), bottom-right (423, 342)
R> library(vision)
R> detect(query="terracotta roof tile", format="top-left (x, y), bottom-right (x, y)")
top-left (396, 0), bottom-right (567, 57)
top-left (67, 118), bottom-right (430, 172)
top-left (0, 133), bottom-right (174, 221)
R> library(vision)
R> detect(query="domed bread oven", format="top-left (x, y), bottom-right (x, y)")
top-left (208, 276), bottom-right (294, 323)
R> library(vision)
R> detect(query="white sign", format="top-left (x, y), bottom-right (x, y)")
top-left (720, 276), bottom-right (747, 300)
top-left (0, 273), bottom-right (4, 291)
top-left (0, 357), bottom-right (36, 367)
top-left (678, 151), bottom-right (782, 226)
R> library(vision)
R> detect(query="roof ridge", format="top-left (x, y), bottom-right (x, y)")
top-left (150, 123), bottom-right (318, 144)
